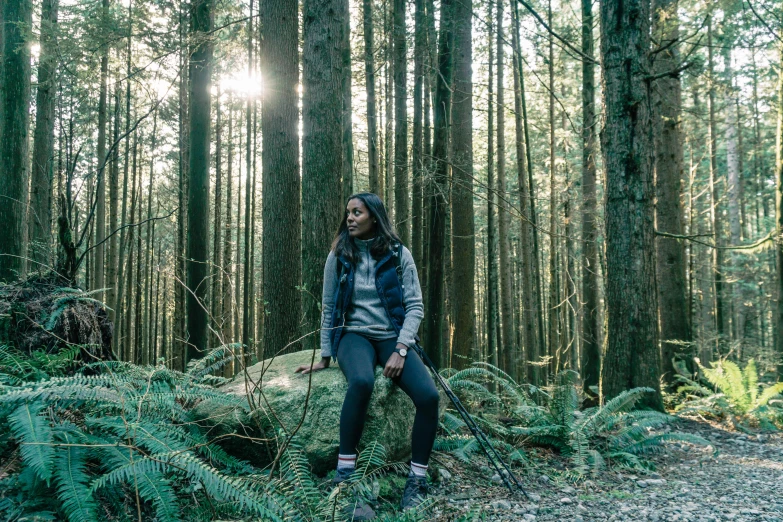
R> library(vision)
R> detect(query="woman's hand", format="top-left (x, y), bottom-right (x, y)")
top-left (383, 344), bottom-right (407, 378)
top-left (295, 357), bottom-right (331, 374)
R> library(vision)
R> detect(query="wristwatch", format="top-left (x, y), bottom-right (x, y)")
top-left (395, 347), bottom-right (408, 358)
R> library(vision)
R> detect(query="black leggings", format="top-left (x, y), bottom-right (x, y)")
top-left (336, 333), bottom-right (439, 465)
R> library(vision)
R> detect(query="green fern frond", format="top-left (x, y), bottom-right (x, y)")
top-left (53, 433), bottom-right (99, 522)
top-left (756, 382), bottom-right (783, 408)
top-left (185, 344), bottom-right (242, 379)
top-left (743, 359), bottom-right (759, 405)
top-left (581, 388), bottom-right (654, 436)
top-left (8, 403), bottom-right (54, 484)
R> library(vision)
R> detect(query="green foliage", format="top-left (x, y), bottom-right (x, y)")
top-left (0, 344), bottom-right (80, 385)
top-left (440, 364), bottom-right (707, 477)
top-left (675, 359), bottom-right (783, 430)
top-left (0, 347), bottom-right (435, 521)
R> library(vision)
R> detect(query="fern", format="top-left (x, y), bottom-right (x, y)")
top-left (8, 403), bottom-right (54, 484)
top-left (53, 432), bottom-right (99, 522)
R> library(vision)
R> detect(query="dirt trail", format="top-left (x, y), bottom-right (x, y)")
top-left (428, 419), bottom-right (783, 522)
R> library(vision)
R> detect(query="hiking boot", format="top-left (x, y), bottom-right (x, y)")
top-left (331, 467), bottom-right (377, 521)
top-left (332, 466), bottom-right (355, 486)
top-left (400, 471), bottom-right (428, 510)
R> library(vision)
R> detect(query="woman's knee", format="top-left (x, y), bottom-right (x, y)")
top-left (348, 375), bottom-right (375, 397)
top-left (415, 385), bottom-right (440, 413)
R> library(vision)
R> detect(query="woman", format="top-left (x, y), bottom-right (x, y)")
top-left (296, 193), bottom-right (439, 516)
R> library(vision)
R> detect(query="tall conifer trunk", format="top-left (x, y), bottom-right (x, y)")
top-left (261, 0), bottom-right (301, 354)
top-left (302, 0), bottom-right (345, 351)
top-left (185, 0), bottom-right (214, 362)
top-left (29, 0), bottom-right (59, 269)
top-left (600, 0), bottom-right (663, 409)
top-left (450, 0), bottom-right (476, 369)
top-left (424, 0), bottom-right (454, 369)
top-left (652, 0), bottom-right (692, 383)
top-left (511, 0), bottom-right (537, 383)
top-left (0, 0), bottom-right (33, 281)
top-left (393, 0), bottom-right (408, 242)
top-left (364, 0), bottom-right (380, 194)
top-left (496, 0), bottom-right (515, 375)
top-left (580, 0), bottom-right (600, 396)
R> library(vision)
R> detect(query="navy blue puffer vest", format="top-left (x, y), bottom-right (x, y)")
top-left (329, 246), bottom-right (406, 357)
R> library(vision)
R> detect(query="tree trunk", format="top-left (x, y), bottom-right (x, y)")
top-left (393, 0), bottom-right (409, 243)
top-left (302, 0), bottom-right (345, 351)
top-left (185, 0), bottom-right (214, 362)
top-left (0, 0), bottom-right (32, 281)
top-left (424, 0), bottom-right (453, 370)
top-left (108, 80), bottom-right (121, 324)
top-left (342, 0), bottom-right (353, 203)
top-left (364, 0), bottom-right (380, 195)
top-left (174, 1), bottom-right (188, 370)
top-left (29, 0), bottom-right (59, 270)
top-left (707, 15), bottom-right (725, 342)
top-left (222, 99), bottom-right (234, 372)
top-left (547, 0), bottom-right (559, 378)
top-left (511, 0), bottom-right (537, 383)
top-left (92, 0), bottom-right (110, 297)
top-left (600, 0), bottom-right (663, 409)
top-left (212, 90), bottom-right (223, 347)
top-left (412, 0), bottom-right (424, 267)
top-left (495, 0), bottom-right (514, 376)
top-left (486, 1), bottom-right (499, 372)
top-left (450, 0), bottom-right (475, 369)
top-left (652, 0), bottom-right (692, 384)
top-left (580, 0), bottom-right (600, 397)
top-left (775, 37), bottom-right (783, 377)
top-left (242, 1), bottom-right (254, 361)
top-left (261, 0), bottom-right (302, 355)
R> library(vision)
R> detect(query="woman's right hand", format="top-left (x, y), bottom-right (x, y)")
top-left (295, 357), bottom-right (331, 374)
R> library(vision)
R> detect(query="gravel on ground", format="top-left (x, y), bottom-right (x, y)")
top-left (425, 419), bottom-right (783, 522)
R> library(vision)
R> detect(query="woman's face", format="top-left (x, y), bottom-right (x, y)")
top-left (346, 198), bottom-right (376, 240)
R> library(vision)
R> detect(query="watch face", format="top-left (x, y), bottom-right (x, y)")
top-left (398, 348), bottom-right (408, 357)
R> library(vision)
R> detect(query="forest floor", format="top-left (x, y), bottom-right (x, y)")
top-left (425, 418), bottom-right (783, 522)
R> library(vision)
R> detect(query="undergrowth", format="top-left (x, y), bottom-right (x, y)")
top-left (675, 358), bottom-right (783, 431)
top-left (0, 345), bottom-right (434, 521)
top-left (436, 365), bottom-right (707, 478)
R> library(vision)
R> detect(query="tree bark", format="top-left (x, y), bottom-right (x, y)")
top-left (511, 0), bottom-right (537, 383)
top-left (364, 0), bottom-right (380, 195)
top-left (342, 0), bottom-right (353, 203)
top-left (495, 0), bottom-right (515, 376)
top-left (652, 0), bottom-right (692, 384)
top-left (0, 0), bottom-right (32, 281)
top-left (775, 36), bottom-right (783, 377)
top-left (707, 15), bottom-right (725, 342)
top-left (449, 0), bottom-right (476, 369)
top-left (600, 0), bottom-right (663, 409)
top-left (412, 0), bottom-right (425, 267)
top-left (486, 1), bottom-right (499, 372)
top-left (212, 90), bottom-right (223, 348)
top-left (186, 0), bottom-right (214, 362)
top-left (580, 0), bottom-right (600, 397)
top-left (92, 0), bottom-right (110, 296)
top-left (29, 0), bottom-right (59, 270)
top-left (393, 0), bottom-right (409, 243)
top-left (424, 0), bottom-right (454, 370)
top-left (303, 0), bottom-right (345, 351)
top-left (261, 0), bottom-right (302, 355)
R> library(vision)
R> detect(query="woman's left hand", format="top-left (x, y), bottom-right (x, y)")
top-left (383, 344), bottom-right (407, 378)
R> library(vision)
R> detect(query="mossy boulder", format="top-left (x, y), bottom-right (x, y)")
top-left (194, 350), bottom-right (442, 476)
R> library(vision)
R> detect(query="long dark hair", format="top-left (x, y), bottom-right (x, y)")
top-left (331, 192), bottom-right (401, 264)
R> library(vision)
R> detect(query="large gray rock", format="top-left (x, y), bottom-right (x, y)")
top-left (194, 350), bottom-right (440, 475)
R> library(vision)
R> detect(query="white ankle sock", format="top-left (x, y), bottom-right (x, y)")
top-left (410, 461), bottom-right (428, 477)
top-left (337, 454), bottom-right (357, 470)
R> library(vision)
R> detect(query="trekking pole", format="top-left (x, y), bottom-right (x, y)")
top-left (413, 343), bottom-right (530, 499)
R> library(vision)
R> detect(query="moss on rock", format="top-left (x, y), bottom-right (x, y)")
top-left (194, 350), bottom-right (442, 476)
